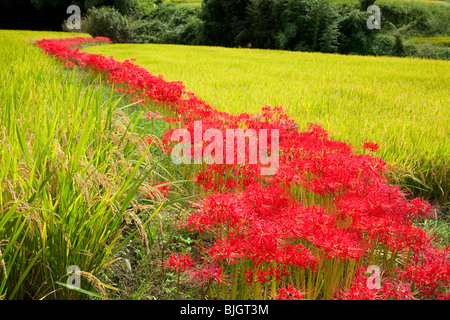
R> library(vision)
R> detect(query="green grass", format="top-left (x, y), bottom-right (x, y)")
top-left (408, 36), bottom-right (450, 46)
top-left (84, 42), bottom-right (450, 206)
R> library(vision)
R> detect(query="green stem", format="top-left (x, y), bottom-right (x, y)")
top-left (177, 272), bottom-right (180, 300)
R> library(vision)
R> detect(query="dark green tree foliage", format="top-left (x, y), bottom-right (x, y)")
top-left (337, 9), bottom-right (374, 55)
top-left (201, 0), bottom-right (250, 47)
top-left (245, 0), bottom-right (339, 52)
top-left (273, 0), bottom-right (303, 50)
top-left (358, 0), bottom-right (376, 12)
top-left (302, 0), bottom-right (339, 52)
top-left (370, 34), bottom-right (393, 56)
top-left (0, 0), bottom-right (136, 30)
top-left (246, 0), bottom-right (275, 48)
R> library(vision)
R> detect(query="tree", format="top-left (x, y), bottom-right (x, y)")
top-left (337, 9), bottom-right (374, 55)
top-left (246, 0), bottom-right (280, 48)
top-left (303, 0), bottom-right (339, 53)
top-left (246, 0), bottom-right (339, 52)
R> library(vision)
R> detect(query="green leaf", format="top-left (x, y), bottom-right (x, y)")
top-left (56, 281), bottom-right (102, 299)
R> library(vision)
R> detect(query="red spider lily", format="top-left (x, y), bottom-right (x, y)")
top-left (275, 285), bottom-right (311, 300)
top-left (339, 266), bottom-right (420, 300)
top-left (256, 269), bottom-right (271, 283)
top-left (381, 281), bottom-right (418, 300)
top-left (189, 264), bottom-right (228, 286)
top-left (363, 142), bottom-right (380, 152)
top-left (244, 269), bottom-right (254, 284)
top-left (395, 246), bottom-right (450, 299)
top-left (161, 252), bottom-right (194, 273)
top-left (268, 265), bottom-right (290, 282)
top-left (205, 234), bottom-right (248, 264)
top-left (408, 197), bottom-right (433, 220)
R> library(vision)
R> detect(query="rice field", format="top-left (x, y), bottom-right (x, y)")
top-left (0, 30), bottom-right (163, 299)
top-left (83, 42), bottom-right (450, 204)
top-left (1, 27), bottom-right (450, 301)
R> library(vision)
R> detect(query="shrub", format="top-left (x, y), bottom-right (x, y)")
top-left (84, 6), bottom-right (131, 43)
top-left (337, 10), bottom-right (375, 55)
top-left (371, 34), bottom-right (393, 56)
top-left (129, 19), bottom-right (166, 43)
top-left (132, 0), bottom-right (160, 18)
top-left (162, 13), bottom-right (203, 45)
top-left (128, 5), bottom-right (203, 45)
top-left (404, 42), bottom-right (450, 61)
top-left (377, 2), bottom-right (450, 37)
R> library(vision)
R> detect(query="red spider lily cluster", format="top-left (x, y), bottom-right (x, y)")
top-left (36, 37), bottom-right (450, 300)
top-left (161, 252), bottom-right (195, 273)
top-left (363, 141), bottom-right (380, 153)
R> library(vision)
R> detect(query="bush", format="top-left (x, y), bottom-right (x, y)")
top-left (128, 5), bottom-right (203, 45)
top-left (128, 19), bottom-right (166, 43)
top-left (167, 14), bottom-right (203, 45)
top-left (371, 34), bottom-right (393, 56)
top-left (337, 10), bottom-right (375, 55)
top-left (404, 42), bottom-right (450, 61)
top-left (84, 7), bottom-right (131, 43)
top-left (132, 0), bottom-right (160, 18)
top-left (377, 2), bottom-right (450, 37)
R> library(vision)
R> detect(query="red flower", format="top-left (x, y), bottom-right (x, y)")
top-left (161, 253), bottom-right (194, 273)
top-left (275, 285), bottom-right (309, 300)
top-left (189, 264), bottom-right (228, 286)
top-left (363, 142), bottom-right (380, 152)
